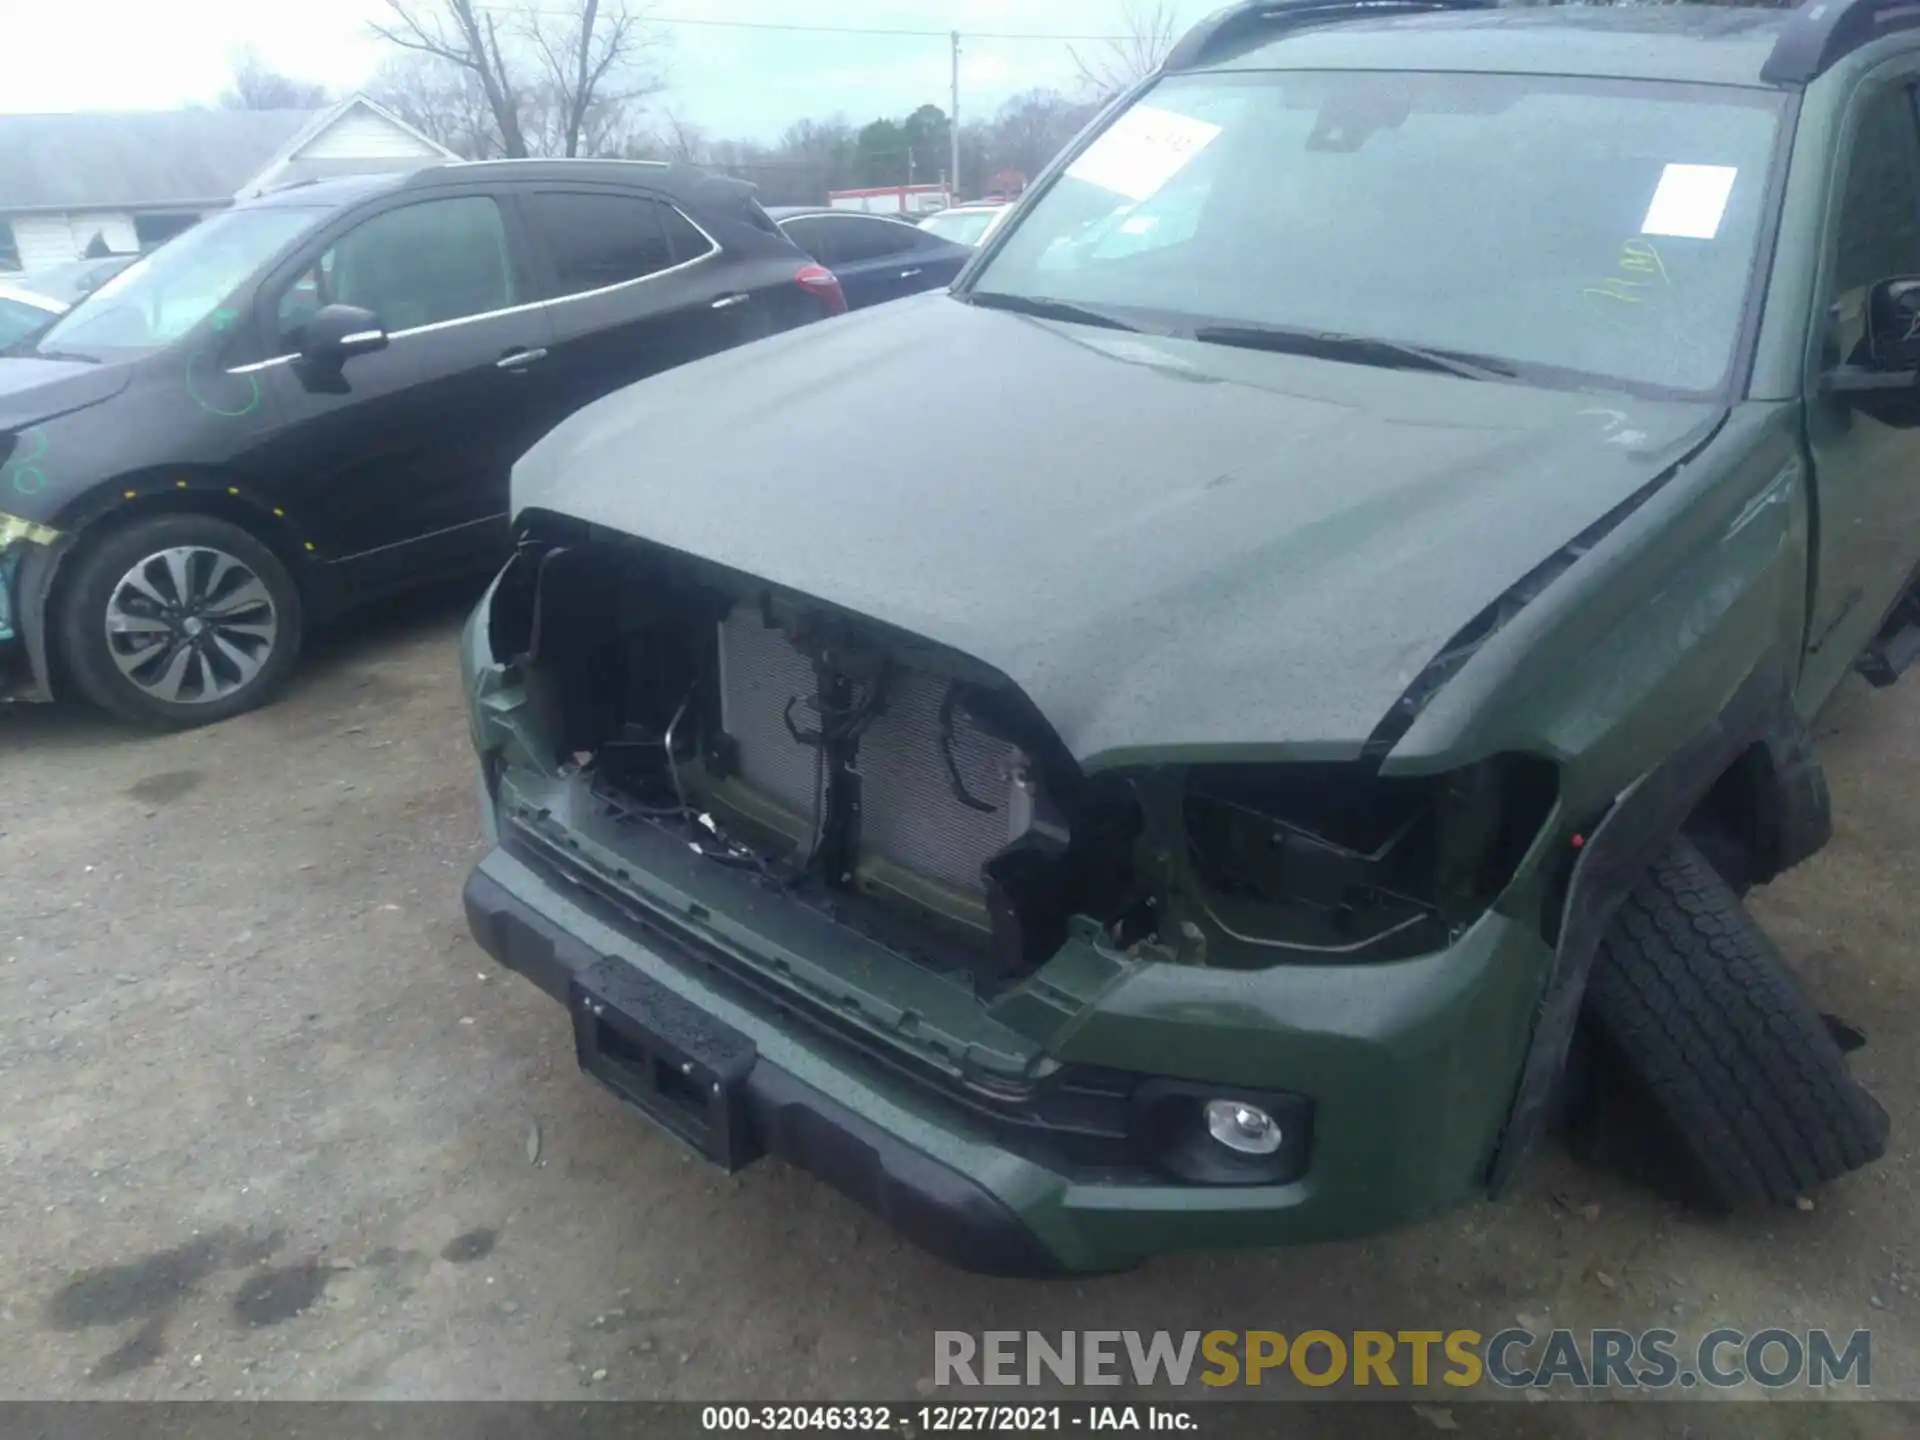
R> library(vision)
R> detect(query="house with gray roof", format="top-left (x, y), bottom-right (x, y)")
top-left (0, 95), bottom-right (458, 274)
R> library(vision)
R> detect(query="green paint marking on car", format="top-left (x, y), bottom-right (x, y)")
top-left (457, 0), bottom-right (1920, 1273)
top-left (184, 351), bottom-right (262, 419)
top-left (2, 427), bottom-right (50, 497)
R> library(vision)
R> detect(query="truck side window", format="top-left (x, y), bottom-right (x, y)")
top-left (1829, 83), bottom-right (1920, 363)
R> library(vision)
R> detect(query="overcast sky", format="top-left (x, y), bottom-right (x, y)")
top-left (4, 0), bottom-right (1214, 141)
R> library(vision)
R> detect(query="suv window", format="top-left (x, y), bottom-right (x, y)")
top-left (277, 195), bottom-right (516, 343)
top-left (738, 200), bottom-right (782, 237)
top-left (1828, 83), bottom-right (1920, 362)
top-left (526, 191), bottom-right (680, 297)
top-left (659, 205), bottom-right (717, 265)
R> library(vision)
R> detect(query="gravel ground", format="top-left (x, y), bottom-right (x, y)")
top-left (1, 588), bottom-right (1916, 1436)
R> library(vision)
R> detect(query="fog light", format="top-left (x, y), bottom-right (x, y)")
top-left (1205, 1099), bottom-right (1282, 1155)
top-left (1137, 1082), bottom-right (1311, 1185)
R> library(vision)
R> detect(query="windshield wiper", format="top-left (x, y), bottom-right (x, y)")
top-left (959, 291), bottom-right (1140, 332)
top-left (1191, 324), bottom-right (1517, 382)
top-left (28, 347), bottom-right (102, 364)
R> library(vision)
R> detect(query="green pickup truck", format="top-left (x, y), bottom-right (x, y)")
top-left (459, 0), bottom-right (1915, 1274)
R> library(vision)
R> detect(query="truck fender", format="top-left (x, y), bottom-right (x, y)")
top-left (1746, 709), bottom-right (1833, 882)
top-left (1484, 654), bottom-right (1804, 1195)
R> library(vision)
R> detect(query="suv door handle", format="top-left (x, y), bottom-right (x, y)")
top-left (898, 268), bottom-right (923, 279)
top-left (496, 348), bottom-right (547, 371)
top-left (711, 293), bottom-right (751, 310)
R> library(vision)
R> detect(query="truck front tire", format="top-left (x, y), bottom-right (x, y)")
top-left (1575, 837), bottom-right (1888, 1209)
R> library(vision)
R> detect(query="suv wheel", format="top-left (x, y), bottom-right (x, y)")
top-left (1571, 837), bottom-right (1889, 1209)
top-left (56, 513), bottom-right (304, 729)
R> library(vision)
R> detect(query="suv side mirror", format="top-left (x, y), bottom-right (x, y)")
top-left (298, 304), bottom-right (388, 373)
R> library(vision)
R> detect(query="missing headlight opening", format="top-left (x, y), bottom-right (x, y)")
top-left (494, 523), bottom-right (1557, 987)
top-left (1184, 755), bottom-right (1559, 958)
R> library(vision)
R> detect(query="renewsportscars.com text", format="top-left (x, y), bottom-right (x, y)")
top-left (933, 1328), bottom-right (1871, 1391)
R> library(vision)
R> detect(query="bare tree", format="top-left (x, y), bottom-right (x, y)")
top-left (654, 110), bottom-right (710, 164)
top-left (220, 46), bottom-right (330, 110)
top-left (372, 1), bottom-right (530, 155)
top-left (991, 89), bottom-right (1099, 180)
top-left (371, 0), bottom-right (662, 159)
top-left (1070, 2), bottom-right (1178, 99)
top-left (524, 0), bottom-right (665, 157)
top-left (366, 54), bottom-right (500, 158)
top-left (777, 117), bottom-right (858, 166)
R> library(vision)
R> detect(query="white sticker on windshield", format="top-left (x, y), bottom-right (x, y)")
top-left (1065, 105), bottom-right (1223, 201)
top-left (1641, 163), bottom-right (1738, 240)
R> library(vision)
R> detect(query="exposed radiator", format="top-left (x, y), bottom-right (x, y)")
top-left (715, 606), bottom-right (1036, 896)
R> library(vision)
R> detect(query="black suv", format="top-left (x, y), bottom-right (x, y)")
top-left (0, 160), bottom-right (845, 728)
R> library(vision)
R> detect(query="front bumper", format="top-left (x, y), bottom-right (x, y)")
top-left (465, 857), bottom-right (1067, 1276)
top-left (464, 832), bottom-right (1555, 1274)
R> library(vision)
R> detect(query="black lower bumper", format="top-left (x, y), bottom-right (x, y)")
top-left (462, 864), bottom-right (1066, 1277)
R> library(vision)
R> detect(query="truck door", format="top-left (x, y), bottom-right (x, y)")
top-left (1801, 71), bottom-right (1920, 707)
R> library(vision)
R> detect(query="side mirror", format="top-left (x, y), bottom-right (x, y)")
top-left (298, 304), bottom-right (388, 372)
top-left (1826, 277), bottom-right (1920, 424)
top-left (1866, 276), bottom-right (1920, 371)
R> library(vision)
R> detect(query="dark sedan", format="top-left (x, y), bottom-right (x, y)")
top-left (766, 207), bottom-right (973, 309)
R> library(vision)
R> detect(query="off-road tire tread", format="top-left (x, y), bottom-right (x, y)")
top-left (1584, 837), bottom-right (1888, 1209)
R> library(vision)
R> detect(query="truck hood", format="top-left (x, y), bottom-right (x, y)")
top-left (0, 355), bottom-right (132, 433)
top-left (513, 293), bottom-right (1722, 766)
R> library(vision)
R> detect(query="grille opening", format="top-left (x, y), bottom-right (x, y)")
top-left (497, 528), bottom-right (1148, 991)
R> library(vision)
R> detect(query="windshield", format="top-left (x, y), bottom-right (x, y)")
top-left (13, 256), bottom-right (133, 304)
top-left (0, 295), bottom-right (58, 348)
top-left (968, 70), bottom-right (1784, 395)
top-left (28, 207), bottom-right (324, 362)
top-left (921, 209), bottom-right (1003, 246)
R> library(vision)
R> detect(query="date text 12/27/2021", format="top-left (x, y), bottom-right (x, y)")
top-left (700, 1407), bottom-right (1198, 1432)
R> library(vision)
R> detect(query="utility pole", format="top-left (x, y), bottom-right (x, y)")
top-left (950, 29), bottom-right (962, 206)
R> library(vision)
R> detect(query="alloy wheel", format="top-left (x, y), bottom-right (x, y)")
top-left (103, 546), bottom-right (280, 704)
